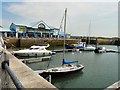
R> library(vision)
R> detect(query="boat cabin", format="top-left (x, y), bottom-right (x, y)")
top-left (30, 46), bottom-right (46, 51)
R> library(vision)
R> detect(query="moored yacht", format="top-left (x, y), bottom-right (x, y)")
top-left (84, 45), bottom-right (95, 51)
top-left (35, 8), bottom-right (84, 75)
top-left (35, 59), bottom-right (84, 75)
top-left (13, 44), bottom-right (53, 57)
top-left (65, 42), bottom-right (86, 50)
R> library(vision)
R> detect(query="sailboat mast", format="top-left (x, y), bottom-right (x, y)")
top-left (88, 20), bottom-right (91, 45)
top-left (63, 8), bottom-right (67, 64)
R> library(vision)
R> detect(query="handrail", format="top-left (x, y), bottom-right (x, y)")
top-left (2, 61), bottom-right (24, 90)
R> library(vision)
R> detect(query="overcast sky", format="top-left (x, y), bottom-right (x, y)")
top-left (0, 0), bottom-right (119, 37)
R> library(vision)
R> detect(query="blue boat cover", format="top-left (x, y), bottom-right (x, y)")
top-left (63, 59), bottom-right (78, 64)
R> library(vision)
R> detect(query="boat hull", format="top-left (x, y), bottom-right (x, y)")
top-left (36, 64), bottom-right (84, 76)
top-left (43, 67), bottom-right (84, 75)
top-left (84, 46), bottom-right (95, 51)
top-left (13, 50), bottom-right (52, 57)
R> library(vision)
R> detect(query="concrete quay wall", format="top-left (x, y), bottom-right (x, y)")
top-left (4, 38), bottom-right (78, 48)
top-left (3, 38), bottom-right (113, 49)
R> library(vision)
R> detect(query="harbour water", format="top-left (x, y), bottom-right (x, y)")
top-left (20, 45), bottom-right (118, 89)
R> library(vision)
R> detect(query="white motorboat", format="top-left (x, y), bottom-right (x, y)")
top-left (13, 44), bottom-right (53, 57)
top-left (94, 46), bottom-right (106, 53)
top-left (84, 45), bottom-right (95, 51)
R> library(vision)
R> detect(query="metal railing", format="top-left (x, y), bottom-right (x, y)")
top-left (2, 58), bottom-right (24, 90)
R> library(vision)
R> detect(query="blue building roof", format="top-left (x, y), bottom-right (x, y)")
top-left (10, 21), bottom-right (60, 32)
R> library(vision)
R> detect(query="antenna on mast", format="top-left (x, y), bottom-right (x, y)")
top-left (88, 20), bottom-right (91, 45)
top-left (63, 8), bottom-right (67, 65)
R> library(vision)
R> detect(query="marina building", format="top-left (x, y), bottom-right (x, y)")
top-left (0, 26), bottom-right (11, 37)
top-left (9, 20), bottom-right (71, 38)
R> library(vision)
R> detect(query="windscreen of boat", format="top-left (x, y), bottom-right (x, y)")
top-left (39, 48), bottom-right (45, 50)
top-left (30, 47), bottom-right (39, 50)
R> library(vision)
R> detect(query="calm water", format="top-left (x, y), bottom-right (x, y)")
top-left (25, 45), bottom-right (118, 89)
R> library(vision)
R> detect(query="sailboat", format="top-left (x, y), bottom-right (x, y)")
top-left (35, 8), bottom-right (84, 75)
top-left (84, 20), bottom-right (95, 51)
